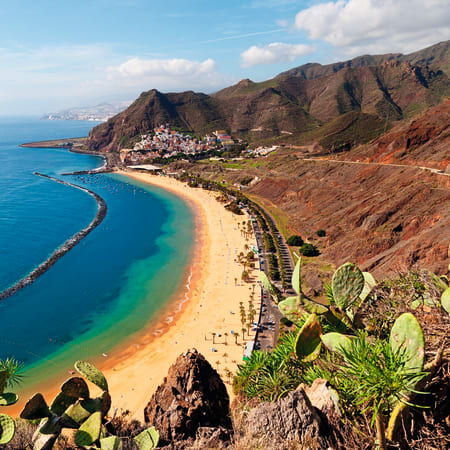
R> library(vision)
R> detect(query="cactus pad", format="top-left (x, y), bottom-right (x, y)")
top-left (75, 411), bottom-right (102, 447)
top-left (360, 272), bottom-right (377, 302)
top-left (0, 370), bottom-right (7, 394)
top-left (61, 377), bottom-right (90, 399)
top-left (0, 413), bottom-right (15, 445)
top-left (300, 296), bottom-right (328, 315)
top-left (321, 332), bottom-right (353, 354)
top-left (332, 263), bottom-right (364, 309)
top-left (295, 314), bottom-right (323, 361)
top-left (390, 313), bottom-right (425, 372)
top-left (62, 401), bottom-right (91, 426)
top-left (50, 391), bottom-right (78, 416)
top-left (74, 360), bottom-right (108, 392)
top-left (278, 297), bottom-right (307, 326)
top-left (0, 392), bottom-right (18, 406)
top-left (291, 257), bottom-right (302, 295)
top-left (100, 435), bottom-right (123, 450)
top-left (134, 426), bottom-right (160, 450)
top-left (260, 271), bottom-right (279, 302)
top-left (39, 415), bottom-right (62, 435)
top-left (441, 287), bottom-right (450, 314)
top-left (20, 393), bottom-right (51, 420)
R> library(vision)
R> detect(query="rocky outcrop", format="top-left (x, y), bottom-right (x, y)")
top-left (144, 349), bottom-right (232, 448)
top-left (240, 389), bottom-right (327, 450)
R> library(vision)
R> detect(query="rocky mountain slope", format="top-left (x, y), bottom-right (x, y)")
top-left (179, 99), bottom-right (449, 283)
top-left (337, 98), bottom-right (450, 170)
top-left (87, 41), bottom-right (449, 153)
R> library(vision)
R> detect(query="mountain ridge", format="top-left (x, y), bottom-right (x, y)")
top-left (87, 41), bottom-right (450, 153)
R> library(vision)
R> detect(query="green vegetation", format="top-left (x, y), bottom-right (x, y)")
top-left (299, 243), bottom-right (320, 257)
top-left (225, 201), bottom-right (244, 215)
top-left (237, 260), bottom-right (449, 448)
top-left (18, 361), bottom-right (159, 450)
top-left (0, 358), bottom-right (24, 445)
top-left (286, 235), bottom-right (304, 246)
top-left (316, 229), bottom-right (326, 237)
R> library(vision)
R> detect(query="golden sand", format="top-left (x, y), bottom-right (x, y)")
top-left (96, 171), bottom-right (260, 420)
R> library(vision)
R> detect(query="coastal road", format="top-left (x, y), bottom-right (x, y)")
top-left (249, 210), bottom-right (285, 352)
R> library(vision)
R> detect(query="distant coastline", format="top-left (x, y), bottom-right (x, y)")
top-left (0, 172), bottom-right (107, 301)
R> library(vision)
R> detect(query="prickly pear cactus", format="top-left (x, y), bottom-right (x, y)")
top-left (134, 426), bottom-right (160, 450)
top-left (301, 296), bottom-right (328, 315)
top-left (295, 314), bottom-right (323, 362)
top-left (291, 257), bottom-right (302, 294)
top-left (62, 400), bottom-right (92, 425)
top-left (389, 313), bottom-right (425, 372)
top-left (0, 392), bottom-right (18, 406)
top-left (75, 411), bottom-right (102, 447)
top-left (260, 271), bottom-right (279, 303)
top-left (0, 413), bottom-right (15, 445)
top-left (61, 376), bottom-right (90, 399)
top-left (100, 435), bottom-right (123, 450)
top-left (278, 296), bottom-right (307, 326)
top-left (441, 287), bottom-right (450, 314)
top-left (0, 370), bottom-right (7, 394)
top-left (50, 391), bottom-right (78, 416)
top-left (360, 272), bottom-right (377, 302)
top-left (332, 263), bottom-right (365, 309)
top-left (75, 360), bottom-right (108, 392)
top-left (321, 332), bottom-right (353, 354)
top-left (20, 393), bottom-right (51, 420)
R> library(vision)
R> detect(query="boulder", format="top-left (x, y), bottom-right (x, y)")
top-left (144, 349), bottom-right (232, 447)
top-left (242, 389), bottom-right (326, 449)
top-left (300, 378), bottom-right (341, 418)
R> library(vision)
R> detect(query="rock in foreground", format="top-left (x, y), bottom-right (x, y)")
top-left (241, 389), bottom-right (327, 450)
top-left (144, 349), bottom-right (232, 448)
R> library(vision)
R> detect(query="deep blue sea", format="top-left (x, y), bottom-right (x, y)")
top-left (0, 118), bottom-right (193, 385)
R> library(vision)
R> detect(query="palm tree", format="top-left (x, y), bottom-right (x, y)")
top-left (224, 332), bottom-right (228, 345)
top-left (211, 332), bottom-right (216, 344)
top-left (234, 332), bottom-right (239, 345)
top-left (242, 328), bottom-right (246, 340)
top-left (216, 360), bottom-right (221, 371)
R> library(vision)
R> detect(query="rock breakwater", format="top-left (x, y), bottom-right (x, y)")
top-left (0, 172), bottom-right (107, 301)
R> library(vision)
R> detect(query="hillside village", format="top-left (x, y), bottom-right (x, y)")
top-left (119, 124), bottom-right (277, 165)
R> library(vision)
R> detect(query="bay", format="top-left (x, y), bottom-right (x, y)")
top-left (0, 118), bottom-right (193, 383)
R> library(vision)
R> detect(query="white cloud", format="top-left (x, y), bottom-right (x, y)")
top-left (295, 0), bottom-right (450, 56)
top-left (240, 42), bottom-right (314, 67)
top-left (104, 57), bottom-right (228, 92)
top-left (0, 45), bottom-right (231, 115)
top-left (108, 57), bottom-right (216, 78)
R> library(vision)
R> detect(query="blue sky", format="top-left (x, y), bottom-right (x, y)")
top-left (0, 0), bottom-right (448, 114)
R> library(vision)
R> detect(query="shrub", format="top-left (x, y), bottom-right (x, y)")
top-left (316, 229), bottom-right (326, 237)
top-left (299, 243), bottom-right (320, 257)
top-left (225, 201), bottom-right (243, 215)
top-left (286, 235), bottom-right (304, 246)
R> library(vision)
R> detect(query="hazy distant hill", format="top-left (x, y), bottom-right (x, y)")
top-left (87, 41), bottom-right (450, 152)
top-left (42, 101), bottom-right (132, 122)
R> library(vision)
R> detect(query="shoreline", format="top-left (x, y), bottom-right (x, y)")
top-left (5, 171), bottom-right (259, 421)
top-left (0, 172), bottom-right (107, 301)
top-left (100, 171), bottom-right (260, 419)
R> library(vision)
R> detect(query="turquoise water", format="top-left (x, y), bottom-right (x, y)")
top-left (0, 118), bottom-right (193, 382)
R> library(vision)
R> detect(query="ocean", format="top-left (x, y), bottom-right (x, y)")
top-left (0, 117), bottom-right (193, 386)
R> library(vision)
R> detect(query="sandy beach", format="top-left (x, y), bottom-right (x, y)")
top-left (92, 170), bottom-right (260, 420)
